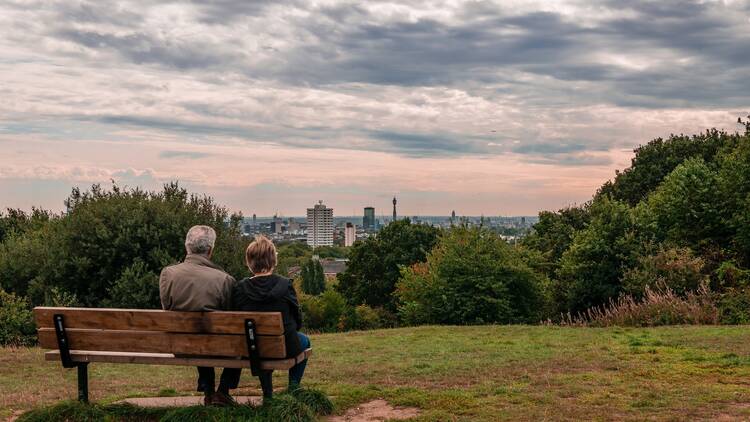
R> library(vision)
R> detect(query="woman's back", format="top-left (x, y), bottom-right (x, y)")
top-left (232, 274), bottom-right (303, 357)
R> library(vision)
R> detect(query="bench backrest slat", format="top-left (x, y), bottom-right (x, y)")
top-left (34, 307), bottom-right (284, 335)
top-left (33, 307), bottom-right (288, 359)
top-left (37, 328), bottom-right (286, 358)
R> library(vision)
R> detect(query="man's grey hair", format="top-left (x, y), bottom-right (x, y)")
top-left (185, 225), bottom-right (217, 255)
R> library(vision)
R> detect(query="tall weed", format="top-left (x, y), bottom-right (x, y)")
top-left (556, 284), bottom-right (718, 327)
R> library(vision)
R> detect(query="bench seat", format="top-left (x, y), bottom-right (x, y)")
top-left (44, 348), bottom-right (312, 370)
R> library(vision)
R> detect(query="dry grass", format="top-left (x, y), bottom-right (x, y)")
top-left (559, 285), bottom-right (719, 327)
top-left (5, 325), bottom-right (750, 421)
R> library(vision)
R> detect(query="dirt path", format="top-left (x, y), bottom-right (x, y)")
top-left (326, 399), bottom-right (420, 422)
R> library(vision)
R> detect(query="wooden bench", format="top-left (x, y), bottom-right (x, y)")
top-left (33, 307), bottom-right (312, 402)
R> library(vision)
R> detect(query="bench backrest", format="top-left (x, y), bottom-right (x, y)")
top-left (34, 307), bottom-right (287, 359)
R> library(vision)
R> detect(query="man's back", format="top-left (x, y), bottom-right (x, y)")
top-left (159, 254), bottom-right (235, 311)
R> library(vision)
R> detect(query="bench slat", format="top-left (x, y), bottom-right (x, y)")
top-left (33, 307), bottom-right (284, 335)
top-left (37, 328), bottom-right (286, 359)
top-left (43, 349), bottom-right (313, 371)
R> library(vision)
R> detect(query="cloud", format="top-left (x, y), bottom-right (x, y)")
top-left (521, 154), bottom-right (613, 167)
top-left (54, 28), bottom-right (239, 70)
top-left (365, 130), bottom-right (494, 156)
top-left (158, 150), bottom-right (212, 159)
top-left (0, 165), bottom-right (160, 184)
top-left (1, 0), bottom-right (748, 214)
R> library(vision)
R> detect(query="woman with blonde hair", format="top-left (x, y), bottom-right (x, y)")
top-left (231, 235), bottom-right (309, 396)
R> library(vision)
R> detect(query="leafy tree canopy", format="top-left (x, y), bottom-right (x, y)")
top-left (396, 225), bottom-right (549, 325)
top-left (598, 129), bottom-right (741, 206)
top-left (337, 219), bottom-right (439, 310)
top-left (0, 182), bottom-right (245, 308)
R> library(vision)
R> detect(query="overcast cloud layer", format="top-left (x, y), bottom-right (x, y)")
top-left (0, 0), bottom-right (748, 215)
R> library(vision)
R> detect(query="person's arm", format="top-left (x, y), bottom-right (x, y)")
top-left (159, 269), bottom-right (171, 310)
top-left (221, 275), bottom-right (237, 311)
top-left (287, 282), bottom-right (303, 330)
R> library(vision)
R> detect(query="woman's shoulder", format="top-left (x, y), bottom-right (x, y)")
top-left (235, 276), bottom-right (253, 286)
top-left (269, 274), bottom-right (293, 290)
top-left (272, 273), bottom-right (291, 283)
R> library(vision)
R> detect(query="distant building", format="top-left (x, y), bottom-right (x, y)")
top-left (344, 222), bottom-right (356, 247)
top-left (288, 217), bottom-right (301, 233)
top-left (306, 201), bottom-right (334, 247)
top-left (252, 214), bottom-right (257, 225)
top-left (392, 197), bottom-right (397, 221)
top-left (363, 207), bottom-right (375, 229)
top-left (271, 216), bottom-right (283, 234)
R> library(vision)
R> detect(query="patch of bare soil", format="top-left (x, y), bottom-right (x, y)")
top-left (326, 399), bottom-right (420, 422)
top-left (712, 402), bottom-right (750, 421)
top-left (6, 409), bottom-right (24, 422)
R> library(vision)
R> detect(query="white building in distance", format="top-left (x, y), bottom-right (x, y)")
top-left (306, 201), bottom-right (334, 247)
top-left (344, 222), bottom-right (356, 247)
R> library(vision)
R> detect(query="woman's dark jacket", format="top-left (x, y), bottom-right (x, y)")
top-left (231, 274), bottom-right (303, 358)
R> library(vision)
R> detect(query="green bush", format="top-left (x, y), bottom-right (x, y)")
top-left (300, 289), bottom-right (348, 331)
top-left (621, 246), bottom-right (707, 297)
top-left (0, 288), bottom-right (36, 346)
top-left (716, 261), bottom-right (750, 289)
top-left (101, 259), bottom-right (160, 309)
top-left (338, 304), bottom-right (383, 331)
top-left (717, 288), bottom-right (750, 324)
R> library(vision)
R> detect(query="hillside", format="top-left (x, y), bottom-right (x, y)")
top-left (4, 325), bottom-right (750, 421)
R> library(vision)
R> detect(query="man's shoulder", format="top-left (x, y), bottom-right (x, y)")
top-left (161, 261), bottom-right (231, 281)
top-left (191, 262), bottom-right (235, 284)
top-left (159, 262), bottom-right (180, 279)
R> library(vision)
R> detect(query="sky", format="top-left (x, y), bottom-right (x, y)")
top-left (1, 0), bottom-right (748, 217)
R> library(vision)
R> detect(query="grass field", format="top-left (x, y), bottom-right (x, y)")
top-left (4, 325), bottom-right (750, 421)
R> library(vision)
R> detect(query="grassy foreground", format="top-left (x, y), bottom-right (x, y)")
top-left (4, 325), bottom-right (750, 421)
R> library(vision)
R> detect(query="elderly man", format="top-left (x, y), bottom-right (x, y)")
top-left (159, 225), bottom-right (240, 406)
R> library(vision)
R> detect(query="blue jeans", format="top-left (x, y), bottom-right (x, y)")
top-left (289, 332), bottom-right (310, 386)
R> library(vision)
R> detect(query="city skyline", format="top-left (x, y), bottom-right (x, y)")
top-left (1, 1), bottom-right (748, 216)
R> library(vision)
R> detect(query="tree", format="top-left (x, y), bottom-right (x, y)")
top-left (276, 242), bottom-right (312, 277)
top-left (717, 133), bottom-right (750, 266)
top-left (337, 219), bottom-right (440, 310)
top-left (521, 205), bottom-right (590, 279)
top-left (396, 225), bottom-right (549, 325)
top-left (314, 246), bottom-right (348, 259)
top-left (0, 208), bottom-right (51, 243)
top-left (635, 158), bottom-right (726, 250)
top-left (557, 197), bottom-right (639, 313)
top-left (0, 182), bottom-right (246, 307)
top-left (301, 258), bottom-right (326, 295)
top-left (597, 129), bottom-right (740, 206)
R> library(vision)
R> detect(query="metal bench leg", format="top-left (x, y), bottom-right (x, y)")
top-left (259, 370), bottom-right (273, 398)
top-left (77, 363), bottom-right (89, 403)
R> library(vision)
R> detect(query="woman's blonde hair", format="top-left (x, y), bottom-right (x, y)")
top-left (245, 235), bottom-right (278, 274)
